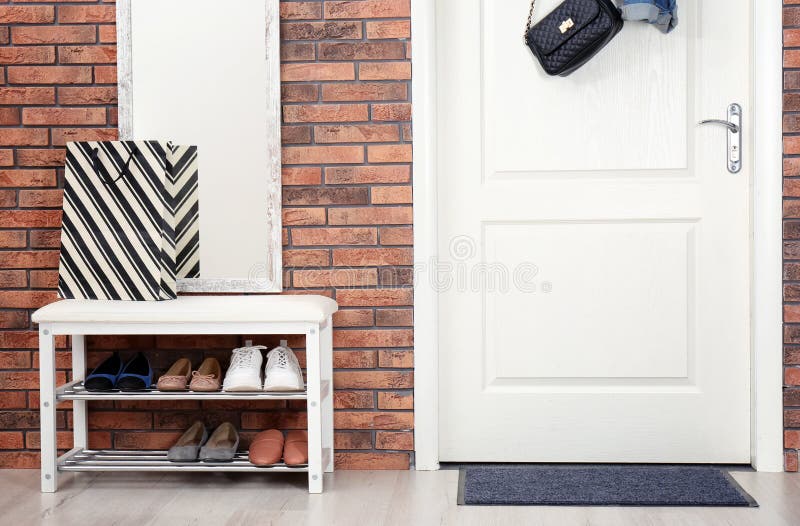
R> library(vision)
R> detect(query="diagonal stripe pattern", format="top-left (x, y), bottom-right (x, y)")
top-left (167, 143), bottom-right (200, 280)
top-left (58, 140), bottom-right (200, 301)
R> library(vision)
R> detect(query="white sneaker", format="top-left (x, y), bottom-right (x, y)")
top-left (263, 345), bottom-right (304, 391)
top-left (222, 345), bottom-right (265, 392)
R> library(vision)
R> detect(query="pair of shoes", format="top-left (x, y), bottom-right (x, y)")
top-left (156, 357), bottom-right (222, 392)
top-left (84, 352), bottom-right (152, 391)
top-left (249, 429), bottom-right (308, 466)
top-left (222, 344), bottom-right (304, 392)
top-left (167, 421), bottom-right (240, 462)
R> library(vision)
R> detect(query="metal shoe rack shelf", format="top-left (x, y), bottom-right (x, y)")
top-left (32, 296), bottom-right (337, 493)
top-left (57, 383), bottom-right (315, 473)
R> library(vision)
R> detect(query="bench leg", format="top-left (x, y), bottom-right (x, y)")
top-left (39, 326), bottom-right (57, 493)
top-left (321, 316), bottom-right (334, 473)
top-left (306, 325), bottom-right (323, 493)
top-left (72, 335), bottom-right (87, 451)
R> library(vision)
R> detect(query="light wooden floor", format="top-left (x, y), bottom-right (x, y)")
top-left (4, 469), bottom-right (800, 525)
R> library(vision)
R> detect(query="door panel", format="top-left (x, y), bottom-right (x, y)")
top-left (485, 221), bottom-right (693, 382)
top-left (437, 0), bottom-right (751, 462)
top-left (484, 1), bottom-right (688, 173)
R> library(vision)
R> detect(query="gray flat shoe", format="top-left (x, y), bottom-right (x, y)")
top-left (199, 422), bottom-right (239, 462)
top-left (167, 421), bottom-right (207, 462)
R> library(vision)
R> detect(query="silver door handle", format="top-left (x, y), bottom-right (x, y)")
top-left (698, 119), bottom-right (740, 134)
top-left (698, 103), bottom-right (742, 174)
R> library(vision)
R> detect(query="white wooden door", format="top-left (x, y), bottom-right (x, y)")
top-left (437, 0), bottom-right (752, 462)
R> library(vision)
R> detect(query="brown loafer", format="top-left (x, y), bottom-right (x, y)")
top-left (283, 430), bottom-right (308, 466)
top-left (157, 358), bottom-right (192, 391)
top-left (189, 357), bottom-right (221, 392)
top-left (248, 429), bottom-right (284, 466)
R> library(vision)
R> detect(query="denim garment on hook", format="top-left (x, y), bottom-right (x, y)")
top-left (619, 0), bottom-right (677, 34)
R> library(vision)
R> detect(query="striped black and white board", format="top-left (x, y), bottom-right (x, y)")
top-left (58, 140), bottom-right (200, 301)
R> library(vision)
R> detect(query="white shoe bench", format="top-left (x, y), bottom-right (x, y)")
top-left (32, 295), bottom-right (337, 494)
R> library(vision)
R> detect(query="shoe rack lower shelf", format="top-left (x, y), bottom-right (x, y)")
top-left (56, 380), bottom-right (321, 401)
top-left (59, 449), bottom-right (309, 473)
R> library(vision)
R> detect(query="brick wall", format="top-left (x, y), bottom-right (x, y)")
top-left (786, 1), bottom-right (800, 473)
top-left (12, 0), bottom-right (795, 474)
top-left (0, 0), bottom-right (413, 469)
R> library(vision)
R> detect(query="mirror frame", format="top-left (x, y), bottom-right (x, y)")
top-left (115, 0), bottom-right (283, 293)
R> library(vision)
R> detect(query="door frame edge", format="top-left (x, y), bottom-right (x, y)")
top-left (411, 0), bottom-right (786, 472)
top-left (411, 0), bottom-right (440, 471)
top-left (751, 0), bottom-right (785, 472)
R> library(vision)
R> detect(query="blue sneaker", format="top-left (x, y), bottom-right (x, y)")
top-left (116, 352), bottom-right (153, 391)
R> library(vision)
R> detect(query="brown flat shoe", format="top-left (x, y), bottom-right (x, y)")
top-left (283, 430), bottom-right (308, 466)
top-left (156, 358), bottom-right (192, 391)
top-left (248, 429), bottom-right (284, 466)
top-left (189, 357), bottom-right (221, 392)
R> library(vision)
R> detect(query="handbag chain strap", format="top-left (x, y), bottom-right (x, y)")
top-left (524, 0), bottom-right (536, 42)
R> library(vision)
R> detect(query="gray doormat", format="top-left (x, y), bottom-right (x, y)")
top-left (457, 466), bottom-right (758, 507)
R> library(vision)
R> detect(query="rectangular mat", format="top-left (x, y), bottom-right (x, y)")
top-left (457, 466), bottom-right (758, 507)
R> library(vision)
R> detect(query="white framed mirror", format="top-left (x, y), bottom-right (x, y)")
top-left (116, 0), bottom-right (282, 292)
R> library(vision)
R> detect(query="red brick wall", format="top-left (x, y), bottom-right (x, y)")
top-left (0, 0), bottom-right (413, 469)
top-left (786, 1), bottom-right (800, 472)
top-left (14, 0), bottom-right (796, 473)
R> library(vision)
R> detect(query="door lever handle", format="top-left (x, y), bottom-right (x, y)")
top-left (698, 103), bottom-right (742, 174)
top-left (698, 119), bottom-right (740, 134)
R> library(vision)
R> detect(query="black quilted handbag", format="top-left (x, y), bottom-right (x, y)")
top-left (524, 0), bottom-right (623, 77)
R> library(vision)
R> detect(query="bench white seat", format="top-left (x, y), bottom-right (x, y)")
top-left (32, 295), bottom-right (338, 324)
